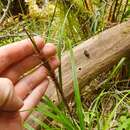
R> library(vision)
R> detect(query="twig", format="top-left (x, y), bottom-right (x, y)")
top-left (115, 0), bottom-right (123, 20)
top-left (0, 0), bottom-right (11, 25)
top-left (120, 0), bottom-right (128, 22)
top-left (23, 27), bottom-right (72, 116)
top-left (107, 0), bottom-right (115, 22)
top-left (0, 32), bottom-right (38, 40)
top-left (45, 0), bottom-right (58, 43)
top-left (102, 0), bottom-right (111, 6)
top-left (111, 0), bottom-right (118, 22)
top-left (0, 33), bottom-right (26, 40)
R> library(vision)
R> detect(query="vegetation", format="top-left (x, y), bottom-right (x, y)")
top-left (1, 0), bottom-right (130, 130)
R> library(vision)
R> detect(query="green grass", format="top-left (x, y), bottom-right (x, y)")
top-left (68, 39), bottom-right (85, 130)
top-left (24, 55), bottom-right (130, 130)
top-left (1, 0), bottom-right (130, 130)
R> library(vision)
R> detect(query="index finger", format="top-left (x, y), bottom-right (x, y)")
top-left (0, 36), bottom-right (44, 73)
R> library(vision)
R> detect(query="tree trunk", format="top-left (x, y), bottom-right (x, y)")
top-left (26, 20), bottom-right (130, 128)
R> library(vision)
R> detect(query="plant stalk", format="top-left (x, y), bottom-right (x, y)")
top-left (24, 27), bottom-right (72, 117)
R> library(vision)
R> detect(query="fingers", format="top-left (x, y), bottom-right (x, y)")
top-left (0, 78), bottom-right (23, 112)
top-left (49, 56), bottom-right (60, 70)
top-left (15, 66), bottom-right (48, 99)
top-left (20, 79), bottom-right (49, 121)
top-left (1, 43), bottom-right (57, 84)
top-left (0, 36), bottom-right (44, 73)
top-left (1, 55), bottom-right (41, 84)
top-left (41, 43), bottom-right (57, 58)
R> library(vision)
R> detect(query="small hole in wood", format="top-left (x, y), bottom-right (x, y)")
top-left (53, 100), bottom-right (55, 103)
top-left (78, 67), bottom-right (82, 71)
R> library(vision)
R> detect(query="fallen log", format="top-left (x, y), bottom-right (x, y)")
top-left (27, 20), bottom-right (130, 128)
top-left (46, 20), bottom-right (130, 102)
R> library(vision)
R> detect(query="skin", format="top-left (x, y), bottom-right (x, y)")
top-left (0, 36), bottom-right (59, 130)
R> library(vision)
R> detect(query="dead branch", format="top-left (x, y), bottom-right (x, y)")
top-left (0, 0), bottom-right (11, 25)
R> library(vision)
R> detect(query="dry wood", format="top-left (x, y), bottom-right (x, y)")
top-left (46, 20), bottom-right (130, 102)
top-left (26, 20), bottom-right (130, 128)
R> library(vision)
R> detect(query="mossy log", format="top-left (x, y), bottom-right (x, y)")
top-left (27, 20), bottom-right (130, 128)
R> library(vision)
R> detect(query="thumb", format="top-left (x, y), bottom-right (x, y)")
top-left (0, 78), bottom-right (23, 111)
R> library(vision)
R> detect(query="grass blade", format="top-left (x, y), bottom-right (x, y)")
top-left (68, 40), bottom-right (85, 130)
top-left (98, 57), bottom-right (126, 87)
top-left (103, 92), bottom-right (130, 130)
top-left (24, 123), bottom-right (35, 130)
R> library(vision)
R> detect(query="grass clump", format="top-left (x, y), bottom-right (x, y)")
top-left (1, 0), bottom-right (130, 130)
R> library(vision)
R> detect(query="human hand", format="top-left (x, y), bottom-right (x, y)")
top-left (0, 36), bottom-right (59, 130)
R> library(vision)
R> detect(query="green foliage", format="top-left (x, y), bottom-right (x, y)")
top-left (1, 0), bottom-right (130, 130)
top-left (116, 115), bottom-right (130, 130)
top-left (68, 39), bottom-right (85, 130)
top-left (1, 0), bottom-right (130, 44)
top-left (24, 56), bottom-right (130, 130)
top-left (35, 96), bottom-right (77, 130)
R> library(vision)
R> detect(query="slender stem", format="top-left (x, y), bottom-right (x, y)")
top-left (120, 0), bottom-right (128, 22)
top-left (111, 0), bottom-right (118, 22)
top-left (115, 0), bottom-right (123, 20)
top-left (107, 0), bottom-right (115, 22)
top-left (45, 0), bottom-right (58, 43)
top-left (0, 0), bottom-right (11, 25)
top-left (24, 27), bottom-right (72, 116)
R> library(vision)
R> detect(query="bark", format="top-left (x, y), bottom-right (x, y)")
top-left (27, 20), bottom-right (130, 128)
